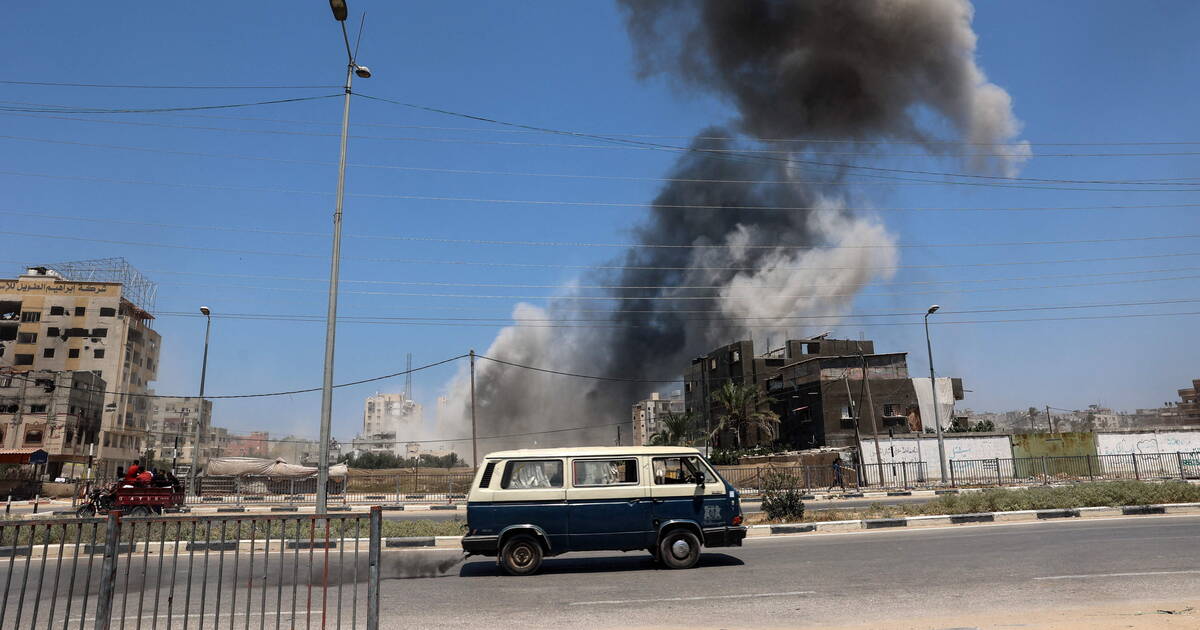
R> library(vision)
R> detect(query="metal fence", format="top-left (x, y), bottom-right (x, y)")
top-left (716, 451), bottom-right (1200, 494)
top-left (191, 472), bottom-right (475, 506)
top-left (949, 451), bottom-right (1200, 487)
top-left (1, 509), bottom-right (382, 629)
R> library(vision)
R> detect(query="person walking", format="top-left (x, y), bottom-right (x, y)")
top-left (827, 457), bottom-right (846, 492)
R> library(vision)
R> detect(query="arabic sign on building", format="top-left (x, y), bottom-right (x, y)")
top-left (1, 281), bottom-right (118, 296)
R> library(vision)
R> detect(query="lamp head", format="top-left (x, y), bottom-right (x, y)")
top-left (329, 0), bottom-right (348, 21)
top-left (354, 65), bottom-right (372, 79)
top-left (927, 305), bottom-right (940, 315)
top-left (199, 306), bottom-right (211, 317)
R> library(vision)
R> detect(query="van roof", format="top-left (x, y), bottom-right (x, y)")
top-left (482, 445), bottom-right (703, 460)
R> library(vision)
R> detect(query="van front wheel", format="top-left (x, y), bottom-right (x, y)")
top-left (658, 530), bottom-right (700, 570)
top-left (500, 535), bottom-right (543, 576)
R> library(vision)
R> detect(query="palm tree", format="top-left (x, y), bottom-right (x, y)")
top-left (649, 410), bottom-right (693, 446)
top-left (710, 381), bottom-right (780, 450)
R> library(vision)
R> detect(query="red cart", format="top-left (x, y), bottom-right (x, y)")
top-left (77, 483), bottom-right (186, 517)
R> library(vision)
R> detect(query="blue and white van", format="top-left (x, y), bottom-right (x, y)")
top-left (461, 446), bottom-right (746, 575)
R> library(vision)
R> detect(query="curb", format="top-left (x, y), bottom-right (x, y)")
top-left (748, 501), bottom-right (1200, 537)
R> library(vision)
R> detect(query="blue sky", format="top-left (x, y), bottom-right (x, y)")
top-left (2, 1), bottom-right (1198, 444)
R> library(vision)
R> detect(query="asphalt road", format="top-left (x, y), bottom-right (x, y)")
top-left (384, 515), bottom-right (1200, 628)
top-left (8, 515), bottom-right (1197, 628)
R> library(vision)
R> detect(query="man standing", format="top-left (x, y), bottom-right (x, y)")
top-left (827, 457), bottom-right (846, 492)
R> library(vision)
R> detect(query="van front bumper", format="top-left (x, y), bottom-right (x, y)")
top-left (702, 525), bottom-right (747, 548)
top-left (461, 535), bottom-right (499, 556)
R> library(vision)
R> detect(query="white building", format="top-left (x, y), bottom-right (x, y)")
top-left (632, 391), bottom-right (684, 445)
top-left (354, 392), bottom-right (422, 456)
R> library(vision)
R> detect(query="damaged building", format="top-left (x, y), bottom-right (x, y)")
top-left (684, 337), bottom-right (963, 451)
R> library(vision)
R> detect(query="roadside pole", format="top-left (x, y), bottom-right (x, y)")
top-left (469, 349), bottom-right (478, 468)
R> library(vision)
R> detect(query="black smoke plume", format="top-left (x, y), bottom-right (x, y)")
top-left (438, 0), bottom-right (1025, 452)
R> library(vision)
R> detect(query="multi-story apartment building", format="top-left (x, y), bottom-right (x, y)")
top-left (354, 392), bottom-right (422, 456)
top-left (632, 391), bottom-right (685, 445)
top-left (146, 395), bottom-right (213, 473)
top-left (0, 262), bottom-right (161, 478)
top-left (0, 369), bottom-right (106, 479)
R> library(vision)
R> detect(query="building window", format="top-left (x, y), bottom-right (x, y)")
top-left (68, 348), bottom-right (80, 358)
top-left (17, 332), bottom-right (37, 344)
top-left (15, 354), bottom-right (33, 366)
top-left (99, 307), bottom-right (116, 317)
top-left (883, 404), bottom-right (900, 417)
top-left (74, 307), bottom-right (85, 317)
top-left (94, 349), bottom-right (105, 359)
top-left (731, 350), bottom-right (741, 363)
top-left (103, 433), bottom-right (110, 447)
top-left (0, 376), bottom-right (10, 387)
top-left (46, 327), bottom-right (60, 337)
top-left (709, 358), bottom-right (717, 371)
top-left (24, 428), bottom-right (44, 444)
top-left (42, 348), bottom-right (55, 358)
top-left (29, 404), bottom-right (47, 413)
top-left (49, 306), bottom-right (66, 316)
top-left (21, 311), bottom-right (41, 323)
top-left (91, 328), bottom-right (107, 338)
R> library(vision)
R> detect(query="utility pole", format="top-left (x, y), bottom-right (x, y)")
top-left (190, 306), bottom-right (212, 496)
top-left (859, 354), bottom-right (883, 482)
top-left (1045, 405), bottom-right (1053, 433)
top-left (318, 2), bottom-right (372, 514)
top-left (924, 305), bottom-right (948, 483)
top-left (171, 435), bottom-right (180, 474)
top-left (842, 370), bottom-right (866, 478)
top-left (469, 349), bottom-right (478, 469)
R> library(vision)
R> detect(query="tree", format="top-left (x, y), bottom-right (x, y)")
top-left (649, 410), bottom-right (693, 446)
top-left (710, 382), bottom-right (780, 450)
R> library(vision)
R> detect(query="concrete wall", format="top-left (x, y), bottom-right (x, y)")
top-left (1095, 429), bottom-right (1200, 456)
top-left (859, 433), bottom-right (1013, 481)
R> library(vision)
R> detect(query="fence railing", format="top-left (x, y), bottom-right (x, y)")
top-left (948, 452), bottom-right (1200, 487)
top-left (190, 471), bottom-right (476, 506)
top-left (717, 451), bottom-right (1200, 494)
top-left (79, 452), bottom-right (1199, 508)
top-left (1, 509), bottom-right (382, 629)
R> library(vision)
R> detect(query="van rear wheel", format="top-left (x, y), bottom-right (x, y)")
top-left (658, 530), bottom-right (701, 570)
top-left (499, 535), bottom-right (543, 576)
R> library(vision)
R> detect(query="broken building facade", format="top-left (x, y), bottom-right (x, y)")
top-left (684, 337), bottom-right (964, 451)
top-left (0, 263), bottom-right (161, 478)
top-left (0, 369), bottom-right (106, 479)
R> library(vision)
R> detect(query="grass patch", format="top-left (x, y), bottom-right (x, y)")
top-left (748, 481), bottom-right (1200, 524)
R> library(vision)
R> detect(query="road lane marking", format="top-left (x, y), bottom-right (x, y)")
top-left (1035, 570), bottom-right (1200, 580)
top-left (569, 590), bottom-right (815, 606)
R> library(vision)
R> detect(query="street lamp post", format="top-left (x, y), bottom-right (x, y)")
top-left (317, 0), bottom-right (371, 514)
top-left (189, 305), bottom-right (212, 495)
top-left (924, 305), bottom-right (948, 483)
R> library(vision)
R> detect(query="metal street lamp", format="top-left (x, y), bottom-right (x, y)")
top-left (189, 305), bottom-right (212, 495)
top-left (924, 305), bottom-right (948, 483)
top-left (317, 1), bottom-right (371, 514)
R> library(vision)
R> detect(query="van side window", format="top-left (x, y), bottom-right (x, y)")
top-left (500, 460), bottom-right (563, 489)
top-left (653, 456), bottom-right (716, 485)
top-left (572, 459), bottom-right (638, 487)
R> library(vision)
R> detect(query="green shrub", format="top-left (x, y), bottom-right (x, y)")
top-left (760, 468), bottom-right (806, 521)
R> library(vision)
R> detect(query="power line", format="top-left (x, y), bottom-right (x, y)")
top-left (6, 110), bottom-right (1200, 192)
top-left (152, 309), bottom-right (1200, 329)
top-left (7, 230), bottom-right (1200, 271)
top-left (0, 79), bottom-right (341, 90)
top-left (353, 93), bottom-right (1200, 191)
top-left (0, 354), bottom-right (466, 400)
top-left (8, 93), bottom-right (1200, 148)
top-left (153, 272), bottom-right (1200, 302)
top-left (0, 94), bottom-right (341, 115)
top-left (9, 127), bottom-right (1200, 163)
top-left (129, 264), bottom-right (1200, 292)
top-left (6, 207), bottom-right (1200, 252)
